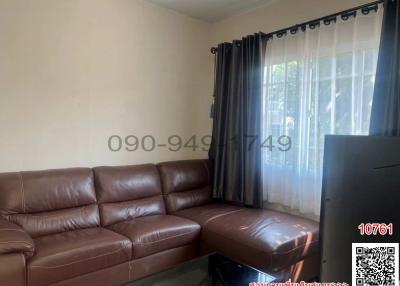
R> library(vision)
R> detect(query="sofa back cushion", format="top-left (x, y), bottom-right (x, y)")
top-left (94, 164), bottom-right (165, 226)
top-left (157, 160), bottom-right (212, 213)
top-left (0, 168), bottom-right (99, 237)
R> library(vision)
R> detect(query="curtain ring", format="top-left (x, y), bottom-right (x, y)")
top-left (276, 31), bottom-right (286, 38)
top-left (323, 17), bottom-right (336, 25)
top-left (290, 28), bottom-right (298, 35)
top-left (361, 7), bottom-right (370, 15)
top-left (341, 11), bottom-right (356, 21)
top-left (309, 22), bottom-right (319, 29)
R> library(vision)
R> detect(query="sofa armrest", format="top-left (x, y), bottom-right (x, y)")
top-left (0, 220), bottom-right (35, 258)
top-left (0, 253), bottom-right (26, 286)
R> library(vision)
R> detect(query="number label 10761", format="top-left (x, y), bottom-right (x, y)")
top-left (358, 223), bottom-right (393, 236)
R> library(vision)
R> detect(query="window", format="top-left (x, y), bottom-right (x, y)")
top-left (261, 8), bottom-right (383, 216)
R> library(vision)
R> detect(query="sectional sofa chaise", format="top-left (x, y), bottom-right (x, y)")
top-left (0, 159), bottom-right (319, 286)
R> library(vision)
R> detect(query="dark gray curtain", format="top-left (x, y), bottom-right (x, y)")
top-left (370, 0), bottom-right (400, 136)
top-left (209, 33), bottom-right (266, 208)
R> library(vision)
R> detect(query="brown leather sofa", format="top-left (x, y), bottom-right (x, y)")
top-left (0, 159), bottom-right (319, 286)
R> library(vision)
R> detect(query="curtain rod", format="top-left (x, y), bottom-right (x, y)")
top-left (210, 0), bottom-right (384, 54)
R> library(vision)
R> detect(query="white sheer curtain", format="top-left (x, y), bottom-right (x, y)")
top-left (261, 7), bottom-right (383, 216)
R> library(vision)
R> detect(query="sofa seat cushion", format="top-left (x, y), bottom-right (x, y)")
top-left (202, 208), bottom-right (319, 272)
top-left (28, 228), bottom-right (132, 286)
top-left (108, 215), bottom-right (200, 259)
top-left (173, 203), bottom-right (242, 226)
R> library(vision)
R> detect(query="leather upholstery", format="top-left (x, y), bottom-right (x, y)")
top-left (52, 245), bottom-right (199, 285)
top-left (157, 160), bottom-right (212, 212)
top-left (0, 253), bottom-right (26, 286)
top-left (173, 203), bottom-right (242, 226)
top-left (94, 165), bottom-right (165, 226)
top-left (50, 262), bottom-right (131, 286)
top-left (165, 187), bottom-right (211, 214)
top-left (0, 168), bottom-right (99, 238)
top-left (94, 164), bottom-right (162, 203)
top-left (100, 196), bottom-right (165, 227)
top-left (28, 228), bottom-right (132, 286)
top-left (0, 159), bottom-right (319, 285)
top-left (8, 205), bottom-right (100, 238)
top-left (0, 220), bottom-right (34, 258)
top-left (201, 208), bottom-right (319, 272)
top-left (130, 244), bottom-right (198, 281)
top-left (108, 215), bottom-right (200, 259)
top-left (0, 168), bottom-right (96, 215)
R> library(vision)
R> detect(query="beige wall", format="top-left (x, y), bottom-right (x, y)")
top-left (212, 0), bottom-right (372, 45)
top-left (0, 0), bottom-right (213, 172)
top-left (0, 0), bottom-right (374, 172)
